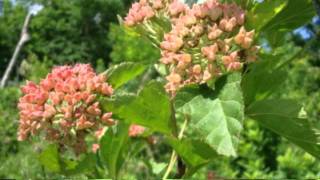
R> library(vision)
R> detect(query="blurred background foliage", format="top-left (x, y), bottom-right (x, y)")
top-left (0, 0), bottom-right (320, 179)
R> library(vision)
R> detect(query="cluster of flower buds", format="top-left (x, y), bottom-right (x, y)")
top-left (17, 64), bottom-right (114, 154)
top-left (125, 0), bottom-right (259, 95)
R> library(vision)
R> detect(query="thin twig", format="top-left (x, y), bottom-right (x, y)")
top-left (0, 13), bottom-right (32, 88)
top-left (162, 116), bottom-right (188, 180)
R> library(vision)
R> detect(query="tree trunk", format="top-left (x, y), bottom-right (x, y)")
top-left (0, 13), bottom-right (32, 88)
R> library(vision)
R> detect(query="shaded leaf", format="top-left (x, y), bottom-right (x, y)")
top-left (166, 137), bottom-right (217, 176)
top-left (242, 48), bottom-right (301, 105)
top-left (246, 99), bottom-right (320, 159)
top-left (62, 153), bottom-right (96, 175)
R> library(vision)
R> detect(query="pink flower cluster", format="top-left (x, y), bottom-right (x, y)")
top-left (17, 64), bottom-right (114, 154)
top-left (125, 0), bottom-right (259, 95)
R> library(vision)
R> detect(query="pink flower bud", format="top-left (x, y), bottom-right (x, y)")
top-left (169, 0), bottom-right (186, 16)
top-left (235, 27), bottom-right (255, 49)
top-left (21, 81), bottom-right (38, 94)
top-left (181, 11), bottom-right (197, 27)
top-left (192, 65), bottom-right (202, 74)
top-left (191, 24), bottom-right (204, 36)
top-left (43, 104), bottom-right (56, 119)
top-left (129, 124), bottom-right (145, 137)
top-left (95, 128), bottom-right (106, 139)
top-left (203, 69), bottom-right (212, 82)
top-left (166, 72), bottom-right (181, 84)
top-left (153, 0), bottom-right (164, 10)
top-left (76, 115), bottom-right (94, 130)
top-left (219, 17), bottom-right (237, 32)
top-left (92, 143), bottom-right (100, 153)
top-left (40, 78), bottom-right (54, 91)
top-left (204, 1), bottom-right (222, 21)
top-left (176, 53), bottom-right (192, 64)
top-left (100, 84), bottom-right (113, 96)
top-left (201, 44), bottom-right (219, 61)
top-left (208, 24), bottom-right (223, 40)
top-left (160, 34), bottom-right (183, 52)
top-left (192, 4), bottom-right (206, 18)
top-left (87, 102), bottom-right (101, 116)
top-left (222, 52), bottom-right (242, 71)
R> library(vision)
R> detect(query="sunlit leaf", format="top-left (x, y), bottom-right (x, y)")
top-left (261, 0), bottom-right (315, 46)
top-left (247, 0), bottom-right (288, 31)
top-left (38, 144), bottom-right (61, 173)
top-left (101, 81), bottom-right (172, 134)
top-left (181, 73), bottom-right (244, 156)
top-left (106, 62), bottom-right (147, 89)
top-left (100, 123), bottom-right (130, 179)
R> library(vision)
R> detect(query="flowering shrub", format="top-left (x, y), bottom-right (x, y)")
top-left (15, 0), bottom-right (320, 179)
top-left (18, 64), bottom-right (114, 154)
top-left (125, 0), bottom-right (258, 94)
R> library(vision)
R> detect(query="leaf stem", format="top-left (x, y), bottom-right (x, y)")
top-left (162, 115), bottom-right (188, 180)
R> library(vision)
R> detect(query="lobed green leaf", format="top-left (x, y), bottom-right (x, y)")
top-left (181, 73), bottom-right (244, 157)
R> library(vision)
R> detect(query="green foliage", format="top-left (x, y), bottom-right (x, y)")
top-left (0, 0), bottom-right (27, 74)
top-left (247, 0), bottom-right (288, 31)
top-left (242, 43), bottom-right (302, 105)
top-left (106, 62), bottom-right (147, 89)
top-left (102, 81), bottom-right (172, 134)
top-left (260, 0), bottom-right (315, 46)
top-left (247, 99), bottom-right (320, 159)
top-left (108, 24), bottom-right (160, 64)
top-left (1, 0), bottom-right (320, 179)
top-left (39, 144), bottom-right (61, 173)
top-left (19, 53), bottom-right (52, 82)
top-left (26, 0), bottom-right (127, 64)
top-left (180, 73), bottom-right (244, 157)
top-left (62, 153), bottom-right (97, 176)
top-left (166, 138), bottom-right (217, 175)
top-left (100, 123), bottom-right (130, 179)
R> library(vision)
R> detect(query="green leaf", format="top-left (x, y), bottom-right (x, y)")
top-left (100, 123), bottom-right (130, 179)
top-left (242, 61), bottom-right (287, 106)
top-left (149, 160), bottom-right (167, 175)
top-left (38, 144), bottom-right (61, 173)
top-left (242, 48), bottom-right (301, 105)
top-left (174, 84), bottom-right (215, 110)
top-left (181, 73), bottom-right (244, 157)
top-left (246, 99), bottom-right (320, 159)
top-left (260, 0), bottom-right (314, 46)
top-left (106, 62), bottom-right (147, 89)
top-left (166, 138), bottom-right (217, 176)
top-left (247, 0), bottom-right (288, 31)
top-left (62, 153), bottom-right (97, 175)
top-left (101, 81), bottom-right (172, 134)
